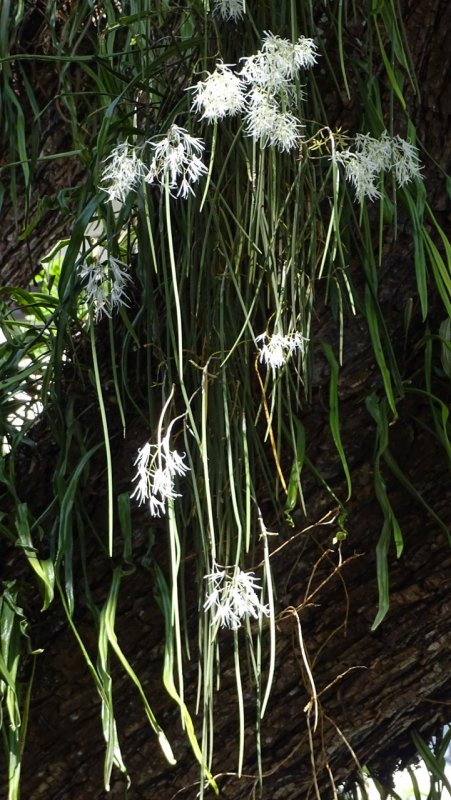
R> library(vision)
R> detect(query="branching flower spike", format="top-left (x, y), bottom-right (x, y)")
top-left (146, 124), bottom-right (208, 198)
top-left (240, 31), bottom-right (317, 91)
top-left (261, 31), bottom-right (318, 76)
top-left (333, 131), bottom-right (423, 202)
top-left (101, 143), bottom-right (145, 204)
top-left (78, 251), bottom-right (131, 320)
top-left (257, 331), bottom-right (307, 369)
top-left (204, 565), bottom-right (270, 630)
top-left (212, 0), bottom-right (245, 21)
top-left (131, 434), bottom-right (190, 517)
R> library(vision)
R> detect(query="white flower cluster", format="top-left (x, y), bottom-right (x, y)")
top-left (78, 249), bottom-right (131, 320)
top-left (146, 124), bottom-right (208, 198)
top-left (191, 63), bottom-right (246, 122)
top-left (101, 143), bottom-right (146, 204)
top-left (189, 31), bottom-right (318, 152)
top-left (241, 31), bottom-right (318, 88)
top-left (257, 331), bottom-right (306, 369)
top-left (101, 125), bottom-right (208, 203)
top-left (204, 565), bottom-right (270, 630)
top-left (245, 88), bottom-right (301, 152)
top-left (212, 0), bottom-right (245, 21)
top-left (333, 131), bottom-right (423, 202)
top-left (131, 435), bottom-right (190, 517)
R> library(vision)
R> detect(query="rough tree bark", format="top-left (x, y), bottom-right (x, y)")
top-left (0, 0), bottom-right (450, 798)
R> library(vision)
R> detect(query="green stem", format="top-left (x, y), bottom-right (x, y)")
top-left (165, 180), bottom-right (184, 380)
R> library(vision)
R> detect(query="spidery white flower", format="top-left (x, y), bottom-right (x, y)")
top-left (146, 124), bottom-right (208, 199)
top-left (238, 31), bottom-right (317, 150)
top-left (333, 131), bottom-right (422, 202)
top-left (355, 131), bottom-right (393, 172)
top-left (212, 0), bottom-right (245, 21)
top-left (257, 331), bottom-right (307, 369)
top-left (131, 433), bottom-right (189, 517)
top-left (204, 565), bottom-right (270, 630)
top-left (244, 88), bottom-right (302, 151)
top-left (244, 88), bottom-right (278, 139)
top-left (190, 62), bottom-right (246, 122)
top-left (269, 112), bottom-right (302, 152)
top-left (334, 149), bottom-right (382, 203)
top-left (240, 51), bottom-right (282, 91)
top-left (101, 143), bottom-right (145, 204)
top-left (78, 251), bottom-right (131, 320)
top-left (261, 31), bottom-right (318, 77)
top-left (390, 135), bottom-right (423, 187)
top-left (186, 30), bottom-right (317, 153)
top-left (240, 31), bottom-right (317, 92)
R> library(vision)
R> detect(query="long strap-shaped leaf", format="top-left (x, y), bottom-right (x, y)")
top-left (15, 503), bottom-right (54, 611)
top-left (322, 342), bottom-right (352, 501)
top-left (153, 564), bottom-right (219, 795)
top-left (366, 393), bottom-right (403, 630)
top-left (101, 568), bottom-right (176, 765)
top-left (57, 579), bottom-right (129, 790)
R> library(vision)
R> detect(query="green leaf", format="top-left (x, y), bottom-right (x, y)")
top-left (365, 287), bottom-right (398, 416)
top-left (366, 394), bottom-right (404, 628)
top-left (153, 564), bottom-right (219, 795)
top-left (117, 493), bottom-right (133, 563)
top-left (15, 504), bottom-right (54, 610)
top-left (439, 318), bottom-right (451, 379)
top-left (284, 417), bottom-right (306, 524)
top-left (322, 342), bottom-right (352, 500)
top-left (101, 569), bottom-right (176, 767)
top-left (371, 521), bottom-right (391, 631)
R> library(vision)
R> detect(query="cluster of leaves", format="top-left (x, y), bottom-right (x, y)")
top-left (0, 1), bottom-right (450, 798)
